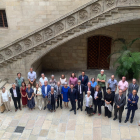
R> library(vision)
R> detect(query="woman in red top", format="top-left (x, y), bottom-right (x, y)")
top-left (20, 82), bottom-right (27, 107)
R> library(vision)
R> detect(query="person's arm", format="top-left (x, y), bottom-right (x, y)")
top-left (69, 78), bottom-right (71, 86)
top-left (101, 75), bottom-right (106, 83)
top-left (86, 76), bottom-right (89, 86)
top-left (97, 74), bottom-right (101, 82)
top-left (120, 96), bottom-right (126, 107)
top-left (20, 87), bottom-right (24, 97)
top-left (68, 89), bottom-right (70, 100)
top-left (1, 95), bottom-right (3, 104)
top-left (115, 82), bottom-right (118, 92)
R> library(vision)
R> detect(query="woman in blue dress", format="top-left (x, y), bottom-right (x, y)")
top-left (26, 84), bottom-right (35, 110)
top-left (90, 78), bottom-right (97, 88)
top-left (61, 82), bottom-right (69, 108)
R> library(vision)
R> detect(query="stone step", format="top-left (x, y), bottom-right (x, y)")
top-left (0, 80), bottom-right (7, 89)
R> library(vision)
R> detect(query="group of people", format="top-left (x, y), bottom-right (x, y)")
top-left (1, 68), bottom-right (139, 124)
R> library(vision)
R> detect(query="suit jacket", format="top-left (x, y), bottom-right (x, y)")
top-left (10, 86), bottom-right (21, 99)
top-left (128, 83), bottom-right (139, 96)
top-left (127, 93), bottom-right (139, 110)
top-left (114, 94), bottom-right (126, 108)
top-left (74, 84), bottom-right (85, 99)
top-left (42, 85), bottom-right (51, 98)
top-left (68, 88), bottom-right (77, 101)
top-left (85, 86), bottom-right (94, 97)
top-left (93, 91), bottom-right (102, 101)
top-left (54, 85), bottom-right (62, 96)
top-left (78, 75), bottom-right (89, 86)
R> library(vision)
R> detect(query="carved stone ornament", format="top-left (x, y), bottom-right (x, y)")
top-left (35, 34), bottom-right (42, 42)
top-left (91, 3), bottom-right (101, 13)
top-left (15, 44), bottom-right (22, 53)
top-left (24, 39), bottom-right (32, 47)
top-left (106, 0), bottom-right (115, 7)
top-left (0, 54), bottom-right (4, 62)
top-left (67, 16), bottom-right (76, 27)
top-left (55, 23), bottom-right (64, 34)
top-left (5, 49), bottom-right (12, 56)
top-left (79, 10), bottom-right (88, 20)
top-left (45, 28), bottom-right (53, 38)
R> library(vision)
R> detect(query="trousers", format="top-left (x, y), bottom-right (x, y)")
top-left (57, 94), bottom-right (62, 107)
top-left (78, 94), bottom-right (83, 108)
top-left (43, 97), bottom-right (48, 107)
top-left (36, 98), bottom-right (42, 110)
top-left (114, 105), bottom-right (124, 120)
top-left (3, 101), bottom-right (10, 111)
top-left (13, 97), bottom-right (21, 109)
top-left (71, 101), bottom-right (76, 111)
top-left (126, 108), bottom-right (136, 120)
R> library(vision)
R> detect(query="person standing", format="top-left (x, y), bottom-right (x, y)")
top-left (124, 90), bottom-right (139, 123)
top-left (85, 82), bottom-right (94, 97)
top-left (1, 87), bottom-right (11, 112)
top-left (97, 69), bottom-right (106, 98)
top-left (90, 78), bottom-right (97, 88)
top-left (118, 76), bottom-right (128, 96)
top-left (55, 82), bottom-right (63, 109)
top-left (26, 84), bottom-right (35, 110)
top-left (61, 82), bottom-right (69, 108)
top-left (49, 75), bottom-right (57, 87)
top-left (108, 75), bottom-right (118, 98)
top-left (39, 73), bottom-right (48, 87)
top-left (113, 90), bottom-right (126, 123)
top-left (93, 85), bottom-right (102, 115)
top-left (104, 87), bottom-right (114, 118)
top-left (75, 80), bottom-right (85, 111)
top-left (10, 83), bottom-right (21, 112)
top-left (15, 73), bottom-right (24, 88)
top-left (128, 79), bottom-right (139, 96)
top-left (48, 87), bottom-right (57, 112)
top-left (28, 68), bottom-right (36, 87)
top-left (20, 82), bottom-right (27, 107)
top-left (78, 71), bottom-right (89, 86)
top-left (34, 83), bottom-right (42, 110)
top-left (42, 81), bottom-right (51, 110)
top-left (69, 72), bottom-right (78, 87)
top-left (60, 74), bottom-right (67, 85)
top-left (68, 84), bottom-right (77, 114)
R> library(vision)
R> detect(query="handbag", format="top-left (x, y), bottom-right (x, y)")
top-left (47, 104), bottom-right (53, 110)
top-left (0, 103), bottom-right (5, 113)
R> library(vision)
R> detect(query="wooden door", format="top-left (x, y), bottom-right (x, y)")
top-left (87, 35), bottom-right (112, 69)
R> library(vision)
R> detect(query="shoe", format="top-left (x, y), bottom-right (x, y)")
top-left (70, 109), bottom-right (73, 111)
top-left (113, 117), bottom-right (117, 121)
top-left (44, 106), bottom-right (46, 110)
top-left (125, 107), bottom-right (128, 109)
top-left (119, 119), bottom-right (121, 123)
top-left (19, 108), bottom-right (22, 110)
top-left (77, 108), bottom-right (79, 110)
top-left (56, 106), bottom-right (59, 108)
top-left (74, 111), bottom-right (76, 115)
top-left (85, 108), bottom-right (87, 111)
top-left (98, 113), bottom-right (101, 116)
top-left (124, 120), bottom-right (128, 123)
top-left (15, 109), bottom-right (17, 112)
top-left (60, 106), bottom-right (62, 109)
top-left (130, 120), bottom-right (133, 123)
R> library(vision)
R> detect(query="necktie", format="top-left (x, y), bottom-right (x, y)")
top-left (82, 77), bottom-right (84, 81)
top-left (78, 86), bottom-right (80, 93)
top-left (58, 87), bottom-right (60, 95)
top-left (133, 85), bottom-right (135, 89)
top-left (119, 97), bottom-right (120, 101)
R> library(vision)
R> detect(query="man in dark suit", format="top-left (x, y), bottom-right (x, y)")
top-left (10, 83), bottom-right (21, 112)
top-left (54, 82), bottom-right (63, 109)
top-left (113, 90), bottom-right (126, 123)
top-left (124, 90), bottom-right (139, 123)
top-left (75, 80), bottom-right (85, 111)
top-left (78, 71), bottom-right (89, 86)
top-left (68, 84), bottom-right (77, 114)
top-left (128, 79), bottom-right (139, 96)
top-left (85, 82), bottom-right (94, 97)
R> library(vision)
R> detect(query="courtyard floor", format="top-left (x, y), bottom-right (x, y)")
top-left (0, 70), bottom-right (140, 140)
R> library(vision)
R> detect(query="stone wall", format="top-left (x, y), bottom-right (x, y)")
top-left (0, 0), bottom-right (91, 48)
top-left (41, 19), bottom-right (140, 71)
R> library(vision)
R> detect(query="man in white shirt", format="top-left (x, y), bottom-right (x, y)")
top-left (28, 68), bottom-right (37, 87)
top-left (39, 73), bottom-right (48, 86)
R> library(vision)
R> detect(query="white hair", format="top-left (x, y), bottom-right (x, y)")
top-left (87, 91), bottom-right (91, 94)
top-left (51, 75), bottom-right (54, 77)
top-left (132, 78), bottom-right (136, 81)
top-left (51, 87), bottom-right (54, 89)
top-left (101, 69), bottom-right (104, 72)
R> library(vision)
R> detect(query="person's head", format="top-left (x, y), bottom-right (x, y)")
top-left (119, 89), bottom-right (123, 96)
top-left (107, 87), bottom-right (111, 94)
top-left (111, 75), bottom-right (115, 80)
top-left (30, 67), bottom-right (33, 72)
top-left (61, 74), bottom-right (65, 79)
top-left (27, 83), bottom-right (31, 89)
top-left (44, 81), bottom-right (48, 86)
top-left (2, 87), bottom-right (5, 93)
top-left (82, 71), bottom-right (85, 76)
top-left (51, 75), bottom-right (54, 80)
top-left (87, 91), bottom-right (91, 96)
top-left (57, 81), bottom-right (61, 86)
top-left (78, 80), bottom-right (81, 85)
top-left (36, 83), bottom-right (39, 89)
top-left (41, 73), bottom-right (45, 78)
top-left (100, 69), bottom-right (104, 75)
top-left (122, 76), bottom-right (126, 82)
top-left (71, 72), bottom-right (76, 78)
top-left (70, 84), bottom-right (74, 89)
top-left (132, 89), bottom-right (137, 96)
top-left (64, 82), bottom-right (68, 88)
top-left (17, 73), bottom-right (21, 78)
top-left (132, 78), bottom-right (136, 85)
top-left (87, 82), bottom-right (91, 87)
top-left (21, 82), bottom-right (26, 87)
top-left (95, 85), bottom-right (100, 92)
top-left (91, 78), bottom-right (95, 83)
top-left (12, 83), bottom-right (16, 89)
top-left (51, 87), bottom-right (54, 93)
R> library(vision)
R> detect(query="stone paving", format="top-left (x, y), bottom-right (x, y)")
top-left (0, 70), bottom-right (140, 140)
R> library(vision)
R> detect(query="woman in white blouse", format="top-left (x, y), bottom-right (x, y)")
top-left (60, 74), bottom-right (67, 85)
top-left (34, 83), bottom-right (42, 110)
top-left (1, 87), bottom-right (11, 112)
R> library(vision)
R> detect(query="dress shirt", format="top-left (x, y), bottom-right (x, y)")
top-left (1, 90), bottom-right (11, 102)
top-left (94, 91), bottom-right (98, 99)
top-left (118, 96), bottom-right (121, 100)
top-left (86, 96), bottom-right (89, 107)
top-left (88, 86), bottom-right (91, 91)
top-left (45, 86), bottom-right (47, 94)
top-left (69, 77), bottom-right (78, 86)
top-left (39, 77), bottom-right (48, 85)
top-left (118, 80), bottom-right (128, 94)
top-left (108, 79), bottom-right (118, 91)
top-left (58, 86), bottom-right (61, 95)
top-left (28, 71), bottom-right (36, 81)
top-left (78, 85), bottom-right (82, 94)
top-left (13, 89), bottom-right (17, 97)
